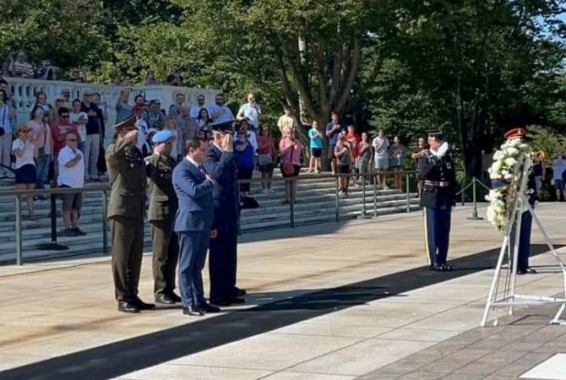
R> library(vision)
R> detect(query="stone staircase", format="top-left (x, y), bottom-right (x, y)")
top-left (0, 173), bottom-right (420, 265)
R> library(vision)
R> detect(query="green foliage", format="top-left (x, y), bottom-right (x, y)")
top-left (1, 0), bottom-right (563, 174)
top-left (0, 0), bottom-right (110, 73)
top-left (528, 125), bottom-right (566, 166)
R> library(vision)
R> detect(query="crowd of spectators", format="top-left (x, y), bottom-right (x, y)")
top-left (1, 64), bottom-right (438, 230)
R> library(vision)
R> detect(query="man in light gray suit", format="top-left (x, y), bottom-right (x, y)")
top-left (172, 138), bottom-right (220, 316)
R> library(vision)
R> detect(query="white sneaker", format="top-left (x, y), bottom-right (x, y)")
top-left (262, 189), bottom-right (269, 194)
top-left (383, 185), bottom-right (389, 190)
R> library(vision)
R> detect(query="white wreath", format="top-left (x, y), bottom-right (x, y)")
top-left (486, 137), bottom-right (532, 231)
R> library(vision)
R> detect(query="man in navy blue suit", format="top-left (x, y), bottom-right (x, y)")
top-left (173, 138), bottom-right (220, 316)
top-left (204, 122), bottom-right (246, 306)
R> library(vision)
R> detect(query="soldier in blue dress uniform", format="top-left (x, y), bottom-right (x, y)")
top-left (203, 121), bottom-right (247, 306)
top-left (417, 132), bottom-right (457, 271)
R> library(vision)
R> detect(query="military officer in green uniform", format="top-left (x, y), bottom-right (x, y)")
top-left (106, 116), bottom-right (155, 313)
top-left (146, 130), bottom-right (182, 304)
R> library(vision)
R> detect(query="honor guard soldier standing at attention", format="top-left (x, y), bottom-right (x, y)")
top-left (204, 121), bottom-right (246, 306)
top-left (417, 131), bottom-right (457, 272)
top-left (106, 116), bottom-right (155, 313)
top-left (146, 130), bottom-right (182, 305)
top-left (505, 127), bottom-right (537, 275)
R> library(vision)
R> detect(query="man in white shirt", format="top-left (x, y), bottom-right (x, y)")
top-left (372, 128), bottom-right (390, 189)
top-left (237, 93), bottom-right (261, 132)
top-left (58, 133), bottom-right (86, 237)
top-left (209, 93), bottom-right (234, 125)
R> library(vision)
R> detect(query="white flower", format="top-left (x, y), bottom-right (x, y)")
top-left (487, 207), bottom-right (497, 222)
top-left (493, 151), bottom-right (504, 160)
top-left (504, 157), bottom-right (517, 167)
top-left (492, 161), bottom-right (502, 174)
top-left (486, 136), bottom-right (535, 232)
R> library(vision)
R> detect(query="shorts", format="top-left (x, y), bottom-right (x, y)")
top-left (327, 144), bottom-right (336, 159)
top-left (554, 179), bottom-right (564, 191)
top-left (60, 185), bottom-right (83, 211)
top-left (311, 148), bottom-right (322, 158)
top-left (15, 164), bottom-right (37, 185)
top-left (374, 157), bottom-right (389, 170)
top-left (337, 165), bottom-right (350, 174)
top-left (280, 164), bottom-right (301, 178)
top-left (258, 163), bottom-right (274, 173)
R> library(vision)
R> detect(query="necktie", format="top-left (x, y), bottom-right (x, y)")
top-left (198, 164), bottom-right (206, 175)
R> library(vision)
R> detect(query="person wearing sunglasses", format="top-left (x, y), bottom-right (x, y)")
top-left (57, 133), bottom-right (86, 237)
top-left (51, 107), bottom-right (79, 180)
top-left (12, 125), bottom-right (37, 220)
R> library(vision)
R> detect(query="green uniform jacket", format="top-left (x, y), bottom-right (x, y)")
top-left (106, 138), bottom-right (146, 220)
top-left (145, 153), bottom-right (178, 224)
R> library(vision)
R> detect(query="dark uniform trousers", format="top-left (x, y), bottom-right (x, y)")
top-left (209, 216), bottom-right (238, 301)
top-left (424, 206), bottom-right (451, 266)
top-left (418, 146), bottom-right (456, 267)
top-left (151, 221), bottom-right (179, 295)
top-left (511, 210), bottom-right (533, 271)
top-left (111, 216), bottom-right (144, 302)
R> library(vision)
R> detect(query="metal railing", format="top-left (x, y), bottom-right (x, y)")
top-left (0, 185), bottom-right (109, 266)
top-left (456, 176), bottom-right (491, 220)
top-left (238, 169), bottom-right (419, 226)
top-left (0, 170), bottom-right (420, 265)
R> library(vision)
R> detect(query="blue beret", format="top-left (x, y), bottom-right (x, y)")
top-left (152, 130), bottom-right (174, 144)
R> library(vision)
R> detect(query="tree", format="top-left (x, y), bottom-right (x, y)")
top-left (0, 0), bottom-right (110, 75)
top-left (369, 0), bottom-right (565, 179)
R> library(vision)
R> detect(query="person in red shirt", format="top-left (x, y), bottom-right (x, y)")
top-left (344, 124), bottom-right (361, 186)
top-left (50, 107), bottom-right (78, 179)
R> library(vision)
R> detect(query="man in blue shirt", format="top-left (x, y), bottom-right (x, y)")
top-left (325, 112), bottom-right (342, 174)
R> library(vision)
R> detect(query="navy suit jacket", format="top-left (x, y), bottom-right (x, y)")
top-left (172, 158), bottom-right (215, 233)
top-left (203, 144), bottom-right (240, 224)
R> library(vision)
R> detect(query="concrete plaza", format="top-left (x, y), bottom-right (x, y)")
top-left (0, 204), bottom-right (565, 380)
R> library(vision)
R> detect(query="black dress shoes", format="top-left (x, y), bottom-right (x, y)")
top-left (441, 263), bottom-right (453, 271)
top-left (169, 292), bottom-right (182, 303)
top-left (429, 264), bottom-right (444, 272)
top-left (200, 302), bottom-right (221, 313)
top-left (211, 296), bottom-right (246, 306)
top-left (234, 287), bottom-right (247, 297)
top-left (230, 296), bottom-right (246, 304)
top-left (183, 305), bottom-right (205, 316)
top-left (133, 297), bottom-right (156, 310)
top-left (429, 264), bottom-right (453, 272)
top-left (518, 267), bottom-right (537, 275)
top-left (155, 293), bottom-right (176, 305)
top-left (118, 301), bottom-right (140, 313)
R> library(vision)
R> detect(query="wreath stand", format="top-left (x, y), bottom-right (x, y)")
top-left (480, 154), bottom-right (566, 327)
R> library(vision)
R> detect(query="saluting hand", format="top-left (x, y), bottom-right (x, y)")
top-left (125, 129), bottom-right (138, 141)
top-left (221, 134), bottom-right (233, 152)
